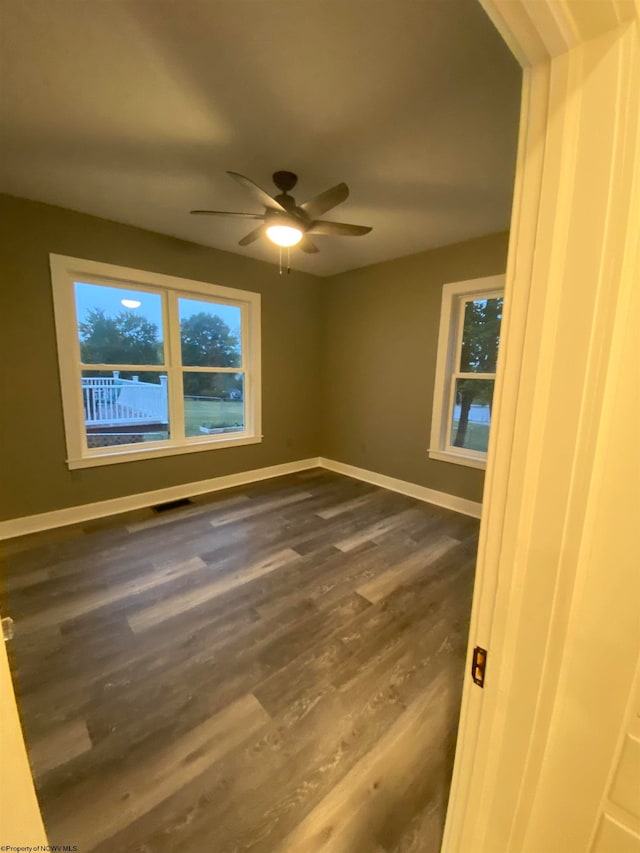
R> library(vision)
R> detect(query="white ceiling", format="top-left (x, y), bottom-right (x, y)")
top-left (0, 0), bottom-right (521, 276)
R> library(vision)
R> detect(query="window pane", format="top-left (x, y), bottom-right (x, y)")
top-left (459, 296), bottom-right (503, 372)
top-left (82, 370), bottom-right (169, 448)
top-left (450, 378), bottom-right (494, 453)
top-left (75, 282), bottom-right (164, 365)
top-left (179, 298), bottom-right (242, 368)
top-left (183, 372), bottom-right (245, 437)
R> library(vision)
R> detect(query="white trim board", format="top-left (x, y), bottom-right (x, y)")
top-left (0, 457), bottom-right (481, 540)
top-left (319, 458), bottom-right (482, 518)
top-left (0, 458), bottom-right (320, 541)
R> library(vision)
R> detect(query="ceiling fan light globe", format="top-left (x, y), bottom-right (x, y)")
top-left (266, 225), bottom-right (303, 247)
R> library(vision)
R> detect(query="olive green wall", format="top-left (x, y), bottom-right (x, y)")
top-left (0, 195), bottom-right (323, 520)
top-left (0, 194), bottom-right (508, 521)
top-left (321, 232), bottom-right (510, 505)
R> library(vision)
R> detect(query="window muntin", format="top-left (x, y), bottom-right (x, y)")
top-left (429, 276), bottom-right (504, 469)
top-left (51, 256), bottom-right (261, 468)
top-left (459, 296), bottom-right (502, 373)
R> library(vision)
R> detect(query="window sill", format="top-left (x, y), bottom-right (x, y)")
top-left (428, 449), bottom-right (487, 470)
top-left (67, 434), bottom-right (263, 469)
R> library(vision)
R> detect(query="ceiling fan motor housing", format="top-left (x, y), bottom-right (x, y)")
top-left (273, 194), bottom-right (299, 213)
top-left (264, 207), bottom-right (308, 229)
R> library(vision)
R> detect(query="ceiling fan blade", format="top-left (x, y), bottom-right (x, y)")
top-left (299, 182), bottom-right (349, 219)
top-left (307, 220), bottom-right (372, 237)
top-left (238, 224), bottom-right (266, 246)
top-left (300, 236), bottom-right (319, 254)
top-left (190, 210), bottom-right (264, 219)
top-left (227, 171), bottom-right (286, 212)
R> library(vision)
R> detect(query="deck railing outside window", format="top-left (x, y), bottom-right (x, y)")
top-left (82, 372), bottom-right (168, 426)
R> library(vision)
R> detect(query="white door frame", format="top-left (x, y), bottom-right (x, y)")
top-left (443, 1), bottom-right (640, 850)
top-left (0, 618), bottom-right (48, 842)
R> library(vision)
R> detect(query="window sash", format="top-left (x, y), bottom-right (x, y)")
top-left (77, 292), bottom-right (249, 452)
top-left (455, 291), bottom-right (503, 374)
top-left (444, 374), bottom-right (496, 457)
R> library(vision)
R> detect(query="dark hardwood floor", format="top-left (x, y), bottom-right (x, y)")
top-left (1, 469), bottom-right (479, 852)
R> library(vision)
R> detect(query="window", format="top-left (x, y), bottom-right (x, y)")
top-left (429, 274), bottom-right (504, 469)
top-left (50, 255), bottom-right (261, 469)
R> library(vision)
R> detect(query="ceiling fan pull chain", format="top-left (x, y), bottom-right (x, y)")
top-left (287, 246), bottom-right (291, 274)
top-left (279, 245), bottom-right (283, 275)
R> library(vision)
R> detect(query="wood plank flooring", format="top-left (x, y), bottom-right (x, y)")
top-left (0, 469), bottom-right (479, 852)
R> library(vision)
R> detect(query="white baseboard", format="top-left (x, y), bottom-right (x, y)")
top-left (0, 455), bottom-right (481, 540)
top-left (319, 457), bottom-right (482, 519)
top-left (0, 458), bottom-right (322, 540)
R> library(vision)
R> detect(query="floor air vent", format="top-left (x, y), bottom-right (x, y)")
top-left (151, 497), bottom-right (194, 513)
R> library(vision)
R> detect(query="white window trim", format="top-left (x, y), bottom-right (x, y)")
top-left (429, 274), bottom-right (505, 470)
top-left (50, 254), bottom-right (262, 470)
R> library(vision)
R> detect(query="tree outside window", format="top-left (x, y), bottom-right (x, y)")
top-left (452, 296), bottom-right (503, 450)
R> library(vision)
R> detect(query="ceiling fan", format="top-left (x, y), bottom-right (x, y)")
top-left (190, 170), bottom-right (372, 254)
